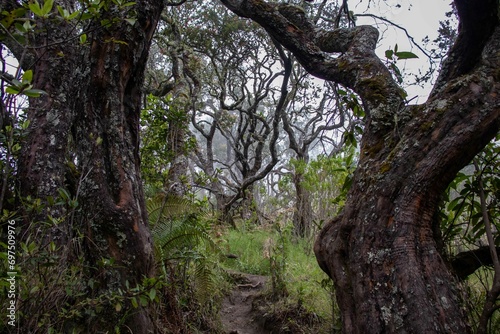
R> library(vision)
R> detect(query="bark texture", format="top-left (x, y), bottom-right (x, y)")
top-left (6, 0), bottom-right (165, 332)
top-left (221, 0), bottom-right (500, 332)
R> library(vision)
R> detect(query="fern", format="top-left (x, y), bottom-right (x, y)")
top-left (146, 194), bottom-right (222, 301)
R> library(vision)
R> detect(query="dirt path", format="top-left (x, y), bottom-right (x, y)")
top-left (220, 273), bottom-right (269, 334)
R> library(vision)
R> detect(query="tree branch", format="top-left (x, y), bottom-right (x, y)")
top-left (219, 0), bottom-right (404, 130)
top-left (451, 246), bottom-right (500, 280)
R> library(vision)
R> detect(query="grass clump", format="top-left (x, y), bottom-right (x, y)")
top-left (221, 221), bottom-right (340, 333)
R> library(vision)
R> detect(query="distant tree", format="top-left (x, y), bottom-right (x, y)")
top-left (142, 11), bottom-right (201, 197)
top-left (221, 0), bottom-right (500, 332)
top-left (282, 64), bottom-right (353, 237)
top-left (183, 2), bottom-right (291, 225)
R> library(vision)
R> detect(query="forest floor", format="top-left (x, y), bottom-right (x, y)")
top-left (220, 272), bottom-right (269, 334)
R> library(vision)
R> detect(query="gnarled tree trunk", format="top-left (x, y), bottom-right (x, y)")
top-left (221, 0), bottom-right (500, 332)
top-left (8, 0), bottom-right (165, 332)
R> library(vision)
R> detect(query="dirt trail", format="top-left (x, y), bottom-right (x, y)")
top-left (220, 273), bottom-right (269, 334)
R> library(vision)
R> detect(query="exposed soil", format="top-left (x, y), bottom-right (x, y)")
top-left (220, 272), bottom-right (269, 334)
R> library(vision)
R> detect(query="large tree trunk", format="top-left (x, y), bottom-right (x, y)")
top-left (12, 1), bottom-right (164, 332)
top-left (314, 25), bottom-right (500, 334)
top-left (220, 0), bottom-right (499, 332)
top-left (17, 18), bottom-right (79, 247)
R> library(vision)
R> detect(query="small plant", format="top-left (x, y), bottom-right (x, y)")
top-left (147, 193), bottom-right (226, 332)
top-left (263, 222), bottom-right (289, 300)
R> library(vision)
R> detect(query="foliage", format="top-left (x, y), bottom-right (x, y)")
top-left (384, 44), bottom-right (419, 86)
top-left (147, 193), bottom-right (227, 330)
top-left (0, 0), bottom-right (138, 46)
top-left (462, 268), bottom-right (500, 333)
top-left (441, 136), bottom-right (500, 248)
top-left (0, 203), bottom-right (161, 333)
top-left (289, 148), bottom-right (357, 227)
top-left (141, 94), bottom-right (195, 191)
top-left (222, 222), bottom-right (335, 323)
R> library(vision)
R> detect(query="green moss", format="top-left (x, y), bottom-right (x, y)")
top-left (420, 121), bottom-right (434, 131)
top-left (362, 140), bottom-right (385, 158)
top-left (361, 77), bottom-right (388, 104)
top-left (380, 162), bottom-right (392, 173)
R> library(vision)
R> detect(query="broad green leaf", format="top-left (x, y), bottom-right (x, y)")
top-left (149, 288), bottom-right (156, 301)
top-left (384, 49), bottom-right (393, 59)
top-left (23, 89), bottom-right (47, 97)
top-left (22, 70), bottom-right (33, 83)
top-left (15, 22), bottom-right (26, 33)
top-left (5, 86), bottom-right (20, 95)
top-left (395, 51), bottom-right (419, 60)
top-left (42, 0), bottom-right (54, 16)
top-left (80, 33), bottom-right (87, 44)
top-left (80, 12), bottom-right (94, 20)
top-left (28, 2), bottom-right (43, 17)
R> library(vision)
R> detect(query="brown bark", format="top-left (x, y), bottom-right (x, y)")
top-left (72, 4), bottom-right (163, 331)
top-left (17, 18), bottom-right (80, 246)
top-left (292, 168), bottom-right (313, 238)
top-left (451, 246), bottom-right (500, 280)
top-left (12, 1), bottom-right (165, 332)
top-left (220, 0), bottom-right (500, 332)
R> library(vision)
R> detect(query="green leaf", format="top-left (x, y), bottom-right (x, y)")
top-left (131, 297), bottom-right (138, 308)
top-left (67, 9), bottom-right (80, 20)
top-left (23, 88), bottom-right (47, 97)
top-left (140, 295), bottom-right (148, 306)
top-left (384, 49), bottom-right (393, 59)
top-left (28, 2), bottom-right (43, 17)
top-left (57, 5), bottom-right (66, 17)
top-left (80, 33), bottom-right (87, 44)
top-left (23, 20), bottom-right (34, 31)
top-left (121, 1), bottom-right (136, 7)
top-left (5, 86), bottom-right (20, 95)
top-left (42, 0), bottom-right (54, 16)
top-left (124, 18), bottom-right (136, 26)
top-left (15, 22), bottom-right (26, 33)
top-left (149, 288), bottom-right (156, 301)
top-left (395, 51), bottom-right (419, 60)
top-left (80, 12), bottom-right (94, 20)
top-left (115, 302), bottom-right (122, 312)
top-left (22, 70), bottom-right (33, 83)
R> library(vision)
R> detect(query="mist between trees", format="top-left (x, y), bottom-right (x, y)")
top-left (0, 0), bottom-right (499, 333)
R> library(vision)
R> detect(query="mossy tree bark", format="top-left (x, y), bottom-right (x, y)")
top-left (221, 0), bottom-right (500, 332)
top-left (4, 0), bottom-right (165, 332)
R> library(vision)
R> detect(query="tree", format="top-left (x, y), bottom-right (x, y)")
top-left (221, 0), bottom-right (499, 332)
top-left (185, 2), bottom-right (291, 225)
top-left (1, 0), bottom-right (164, 332)
top-left (142, 11), bottom-right (201, 197)
top-left (282, 68), bottom-right (351, 237)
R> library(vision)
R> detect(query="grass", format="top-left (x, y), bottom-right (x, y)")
top-left (220, 221), bottom-right (338, 331)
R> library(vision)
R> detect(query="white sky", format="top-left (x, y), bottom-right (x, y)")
top-left (355, 0), bottom-right (453, 103)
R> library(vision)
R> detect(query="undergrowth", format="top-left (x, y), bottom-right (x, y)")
top-left (221, 221), bottom-right (340, 333)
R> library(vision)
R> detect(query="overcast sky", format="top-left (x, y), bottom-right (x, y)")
top-left (354, 0), bottom-right (454, 102)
